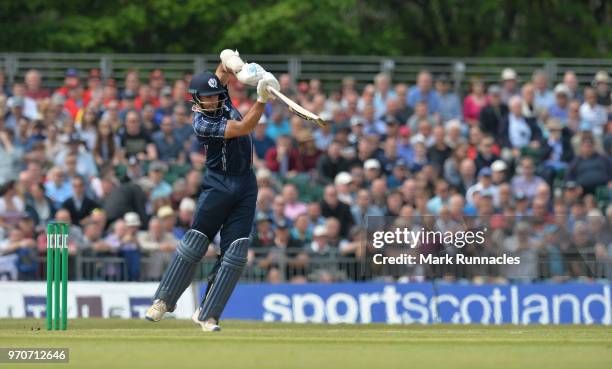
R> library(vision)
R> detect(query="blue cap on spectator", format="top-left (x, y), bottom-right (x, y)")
top-left (478, 167), bottom-right (492, 177)
top-left (276, 219), bottom-right (289, 229)
top-left (65, 68), bottom-right (79, 77)
top-left (124, 90), bottom-right (136, 100)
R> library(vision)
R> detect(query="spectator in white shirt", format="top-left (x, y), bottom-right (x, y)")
top-left (579, 87), bottom-right (607, 136)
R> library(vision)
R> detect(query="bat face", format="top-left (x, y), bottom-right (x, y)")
top-left (267, 87), bottom-right (327, 128)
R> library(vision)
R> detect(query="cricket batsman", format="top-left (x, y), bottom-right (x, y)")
top-left (145, 50), bottom-right (279, 331)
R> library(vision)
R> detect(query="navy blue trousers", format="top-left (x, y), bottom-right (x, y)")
top-left (191, 169), bottom-right (258, 254)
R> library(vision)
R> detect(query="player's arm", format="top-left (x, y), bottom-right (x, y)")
top-left (224, 73), bottom-right (280, 139)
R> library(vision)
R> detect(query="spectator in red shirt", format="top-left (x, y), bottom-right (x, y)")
top-left (134, 84), bottom-right (159, 110)
top-left (54, 68), bottom-right (80, 97)
top-left (83, 69), bottom-right (102, 106)
top-left (24, 69), bottom-right (50, 100)
top-left (265, 135), bottom-right (301, 175)
top-left (463, 77), bottom-right (487, 126)
top-left (296, 130), bottom-right (320, 172)
top-left (64, 84), bottom-right (85, 119)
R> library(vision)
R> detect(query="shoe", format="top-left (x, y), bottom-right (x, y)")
top-left (145, 299), bottom-right (169, 322)
top-left (192, 308), bottom-right (221, 332)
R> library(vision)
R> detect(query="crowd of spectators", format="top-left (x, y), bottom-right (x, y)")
top-left (0, 64), bottom-right (610, 283)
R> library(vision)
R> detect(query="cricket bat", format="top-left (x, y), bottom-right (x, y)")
top-left (267, 87), bottom-right (327, 128)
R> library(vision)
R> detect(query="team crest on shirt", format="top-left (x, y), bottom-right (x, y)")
top-left (208, 78), bottom-right (218, 88)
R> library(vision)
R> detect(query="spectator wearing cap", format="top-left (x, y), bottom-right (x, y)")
top-left (500, 68), bottom-right (519, 104)
top-left (466, 167), bottom-right (499, 207)
top-left (474, 135), bottom-right (499, 173)
top-left (174, 198), bottom-right (195, 239)
top-left (363, 158), bottom-right (381, 185)
top-left (479, 85), bottom-right (508, 136)
top-left (498, 96), bottom-right (542, 150)
top-left (435, 74), bottom-right (461, 122)
top-left (153, 115), bottom-right (182, 162)
top-left (24, 69), bottom-right (50, 101)
top-left (296, 130), bottom-right (320, 172)
top-left (548, 84), bottom-right (571, 123)
top-left (532, 69), bottom-right (554, 111)
top-left (511, 157), bottom-right (546, 200)
top-left (137, 216), bottom-right (177, 281)
top-left (491, 160), bottom-right (508, 185)
top-left (55, 133), bottom-right (98, 179)
top-left (54, 68), bottom-right (80, 98)
top-left (463, 77), bottom-right (487, 126)
top-left (539, 118), bottom-right (574, 182)
top-left (107, 213), bottom-right (141, 281)
top-left (427, 125), bottom-right (452, 172)
top-left (5, 96), bottom-right (26, 130)
top-left (308, 224), bottom-right (332, 256)
top-left (387, 159), bottom-right (409, 189)
top-left (265, 135), bottom-right (301, 175)
top-left (119, 91), bottom-right (137, 122)
top-left (147, 161), bottom-right (172, 201)
top-left (566, 137), bottom-right (612, 194)
top-left (252, 116), bottom-right (275, 161)
top-left (61, 175), bottom-right (99, 225)
top-left (252, 212), bottom-right (275, 248)
top-left (334, 172), bottom-right (354, 205)
top-left (407, 70), bottom-right (440, 113)
top-left (579, 87), bottom-right (608, 136)
top-left (119, 110), bottom-right (158, 161)
top-left (592, 71), bottom-right (610, 106)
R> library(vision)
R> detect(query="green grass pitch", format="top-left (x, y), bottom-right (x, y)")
top-left (0, 319), bottom-right (610, 369)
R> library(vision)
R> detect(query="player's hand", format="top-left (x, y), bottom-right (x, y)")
top-left (256, 72), bottom-right (280, 103)
top-left (236, 63), bottom-right (266, 86)
top-left (220, 49), bottom-right (244, 74)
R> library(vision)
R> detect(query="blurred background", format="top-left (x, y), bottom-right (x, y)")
top-left (0, 1), bottom-right (610, 320)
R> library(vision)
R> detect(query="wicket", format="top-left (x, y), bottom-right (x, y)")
top-left (46, 222), bottom-right (69, 331)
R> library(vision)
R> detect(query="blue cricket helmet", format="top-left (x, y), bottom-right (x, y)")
top-left (188, 71), bottom-right (227, 118)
